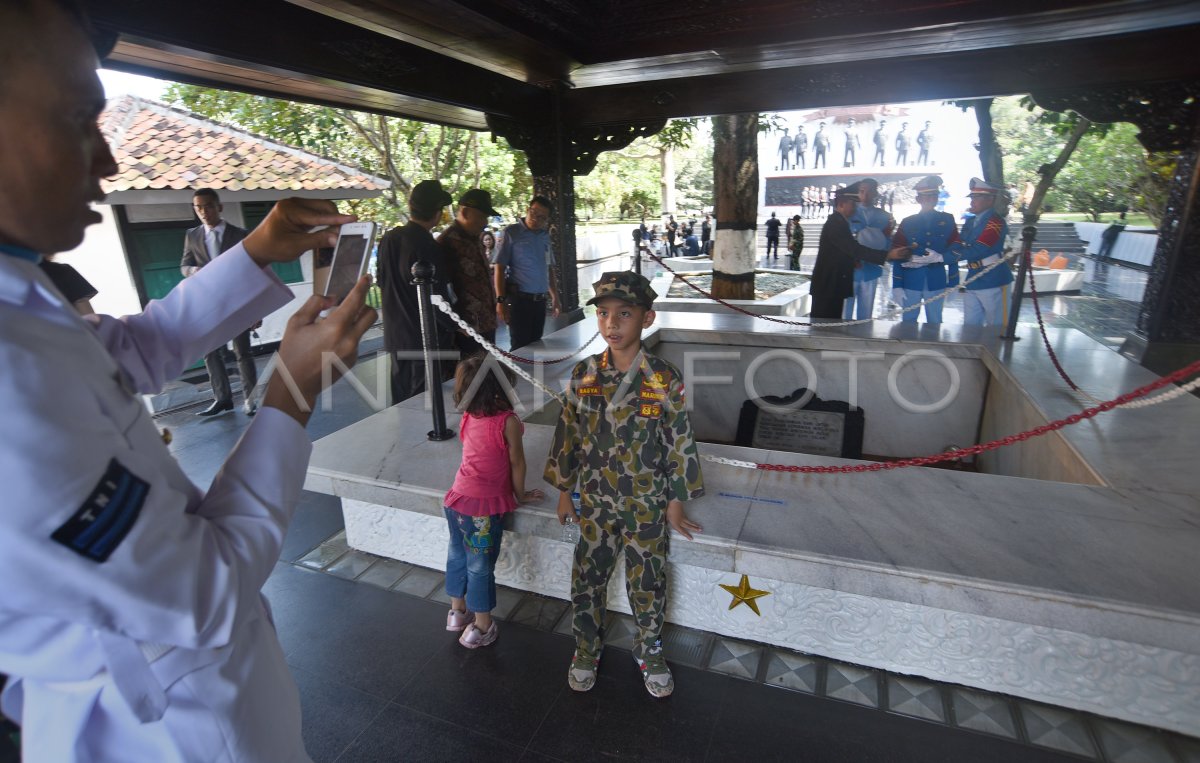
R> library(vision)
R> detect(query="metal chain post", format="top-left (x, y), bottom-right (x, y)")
top-left (412, 260), bottom-right (455, 441)
top-left (1001, 225), bottom-right (1037, 340)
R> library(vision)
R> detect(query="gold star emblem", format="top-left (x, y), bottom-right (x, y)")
top-left (719, 574), bottom-right (770, 616)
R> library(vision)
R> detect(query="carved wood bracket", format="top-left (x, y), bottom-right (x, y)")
top-left (487, 114), bottom-right (667, 176)
top-left (1030, 81), bottom-right (1200, 152)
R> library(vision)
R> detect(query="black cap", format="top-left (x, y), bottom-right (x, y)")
top-left (458, 188), bottom-right (499, 217)
top-left (410, 179), bottom-right (452, 210)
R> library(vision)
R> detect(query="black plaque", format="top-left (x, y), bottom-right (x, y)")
top-left (734, 388), bottom-right (864, 459)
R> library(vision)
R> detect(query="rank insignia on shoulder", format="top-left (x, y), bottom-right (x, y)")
top-left (52, 459), bottom-right (148, 563)
top-left (638, 403), bottom-right (663, 417)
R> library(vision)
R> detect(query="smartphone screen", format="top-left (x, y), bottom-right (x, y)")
top-left (324, 224), bottom-right (375, 304)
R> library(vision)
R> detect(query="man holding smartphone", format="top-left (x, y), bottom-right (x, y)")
top-left (377, 179), bottom-right (457, 403)
top-left (0, 2), bottom-right (377, 757)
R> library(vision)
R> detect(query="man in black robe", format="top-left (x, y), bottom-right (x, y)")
top-left (809, 185), bottom-right (911, 319)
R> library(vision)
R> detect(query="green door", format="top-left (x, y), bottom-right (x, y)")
top-left (127, 226), bottom-right (188, 302)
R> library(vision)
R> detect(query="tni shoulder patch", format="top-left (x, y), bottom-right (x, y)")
top-left (52, 459), bottom-right (149, 563)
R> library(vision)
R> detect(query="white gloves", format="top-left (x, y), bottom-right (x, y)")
top-left (902, 250), bottom-right (944, 268)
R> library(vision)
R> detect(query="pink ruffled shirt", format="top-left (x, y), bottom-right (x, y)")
top-left (444, 410), bottom-right (519, 516)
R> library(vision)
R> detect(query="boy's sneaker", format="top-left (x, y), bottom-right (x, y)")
top-left (458, 621), bottom-right (498, 649)
top-left (568, 651), bottom-right (600, 692)
top-left (445, 609), bottom-right (474, 632)
top-left (635, 648), bottom-right (674, 698)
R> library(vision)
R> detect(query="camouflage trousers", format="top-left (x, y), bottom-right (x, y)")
top-left (571, 499), bottom-right (668, 662)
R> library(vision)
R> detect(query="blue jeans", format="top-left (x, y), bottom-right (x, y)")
top-left (903, 287), bottom-right (944, 323)
top-left (842, 271), bottom-right (879, 320)
top-left (444, 507), bottom-right (505, 613)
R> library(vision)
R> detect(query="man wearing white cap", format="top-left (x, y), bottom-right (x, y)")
top-left (891, 176), bottom-right (960, 323)
top-left (951, 178), bottom-right (1012, 326)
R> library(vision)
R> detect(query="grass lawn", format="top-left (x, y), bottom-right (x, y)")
top-left (1040, 212), bottom-right (1156, 227)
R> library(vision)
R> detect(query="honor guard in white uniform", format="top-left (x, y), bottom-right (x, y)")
top-left (0, 3), bottom-right (377, 759)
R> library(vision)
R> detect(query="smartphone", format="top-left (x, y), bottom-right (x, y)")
top-left (323, 222), bottom-right (377, 304)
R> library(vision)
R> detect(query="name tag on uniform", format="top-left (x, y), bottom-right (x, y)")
top-left (639, 389), bottom-right (666, 402)
top-left (576, 385), bottom-right (602, 396)
top-left (638, 402), bottom-right (663, 417)
top-left (52, 459), bottom-right (149, 563)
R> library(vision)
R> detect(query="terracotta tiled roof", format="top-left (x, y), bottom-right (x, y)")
top-left (100, 96), bottom-right (389, 194)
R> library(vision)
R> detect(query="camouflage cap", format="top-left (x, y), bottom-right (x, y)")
top-left (586, 270), bottom-right (658, 308)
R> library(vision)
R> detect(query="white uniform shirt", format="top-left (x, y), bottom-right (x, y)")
top-left (0, 245), bottom-right (312, 762)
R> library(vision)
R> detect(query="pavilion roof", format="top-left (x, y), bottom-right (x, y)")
top-left (99, 96), bottom-right (389, 194)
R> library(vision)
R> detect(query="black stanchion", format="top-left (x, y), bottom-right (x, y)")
top-left (632, 227), bottom-right (643, 275)
top-left (1001, 225), bottom-right (1037, 341)
top-left (412, 260), bottom-right (455, 441)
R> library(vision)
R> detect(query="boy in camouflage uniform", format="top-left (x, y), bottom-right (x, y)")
top-left (545, 271), bottom-right (705, 698)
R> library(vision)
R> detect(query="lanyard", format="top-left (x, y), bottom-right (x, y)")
top-left (0, 243), bottom-right (40, 263)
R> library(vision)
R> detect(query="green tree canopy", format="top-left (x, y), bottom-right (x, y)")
top-left (164, 84), bottom-right (532, 229)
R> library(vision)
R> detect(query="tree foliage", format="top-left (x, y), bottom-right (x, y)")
top-left (990, 95), bottom-right (1172, 224)
top-left (164, 84), bottom-right (531, 229)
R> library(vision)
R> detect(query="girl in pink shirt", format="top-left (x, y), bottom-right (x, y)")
top-left (443, 353), bottom-right (543, 648)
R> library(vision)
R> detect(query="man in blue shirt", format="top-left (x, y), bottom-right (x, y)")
top-left (844, 179), bottom-right (893, 319)
top-left (493, 196), bottom-right (562, 349)
top-left (891, 175), bottom-right (960, 323)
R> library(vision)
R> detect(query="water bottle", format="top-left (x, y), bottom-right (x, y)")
top-left (562, 491), bottom-right (582, 544)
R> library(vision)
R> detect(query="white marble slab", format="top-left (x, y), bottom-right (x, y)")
top-left (309, 309), bottom-right (1200, 735)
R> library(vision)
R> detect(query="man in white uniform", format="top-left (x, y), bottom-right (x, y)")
top-left (0, 1), bottom-right (377, 760)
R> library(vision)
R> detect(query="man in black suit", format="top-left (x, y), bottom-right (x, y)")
top-left (181, 188), bottom-right (257, 416)
top-left (809, 185), bottom-right (910, 319)
top-left (376, 179), bottom-right (456, 404)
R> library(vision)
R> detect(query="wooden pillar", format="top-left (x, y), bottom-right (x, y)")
top-left (488, 107), bottom-right (666, 316)
top-left (711, 113), bottom-right (759, 300)
top-left (1128, 113), bottom-right (1200, 376)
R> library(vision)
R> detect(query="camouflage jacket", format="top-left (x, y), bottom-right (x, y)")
top-left (544, 347), bottom-right (704, 510)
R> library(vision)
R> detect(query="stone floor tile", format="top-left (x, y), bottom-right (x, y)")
top-left (1173, 733), bottom-right (1200, 763)
top-left (763, 650), bottom-right (821, 694)
top-left (492, 586), bottom-right (527, 620)
top-left (659, 623), bottom-right (712, 669)
top-left (600, 613), bottom-right (638, 652)
top-left (324, 549), bottom-right (379, 580)
top-left (951, 688), bottom-right (1018, 739)
top-left (296, 543), bottom-right (347, 571)
top-left (1019, 702), bottom-right (1099, 759)
top-left (825, 662), bottom-right (879, 708)
top-left (507, 594), bottom-right (569, 631)
top-left (886, 675), bottom-right (946, 723)
top-left (1094, 718), bottom-right (1178, 763)
top-left (390, 566), bottom-right (443, 598)
top-left (356, 558), bottom-right (414, 590)
top-left (706, 637), bottom-right (762, 680)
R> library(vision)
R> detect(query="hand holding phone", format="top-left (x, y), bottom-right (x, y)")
top-left (323, 222), bottom-right (377, 304)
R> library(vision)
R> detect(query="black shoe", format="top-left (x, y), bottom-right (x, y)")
top-left (196, 399), bottom-right (234, 417)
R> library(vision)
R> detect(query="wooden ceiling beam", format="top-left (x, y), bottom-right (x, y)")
top-left (88, 0), bottom-right (550, 126)
top-left (563, 26), bottom-right (1200, 126)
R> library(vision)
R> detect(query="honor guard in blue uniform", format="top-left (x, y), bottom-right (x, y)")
top-left (0, 3), bottom-right (377, 759)
top-left (891, 176), bottom-right (961, 323)
top-left (952, 178), bottom-right (1013, 326)
top-left (844, 179), bottom-right (894, 320)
